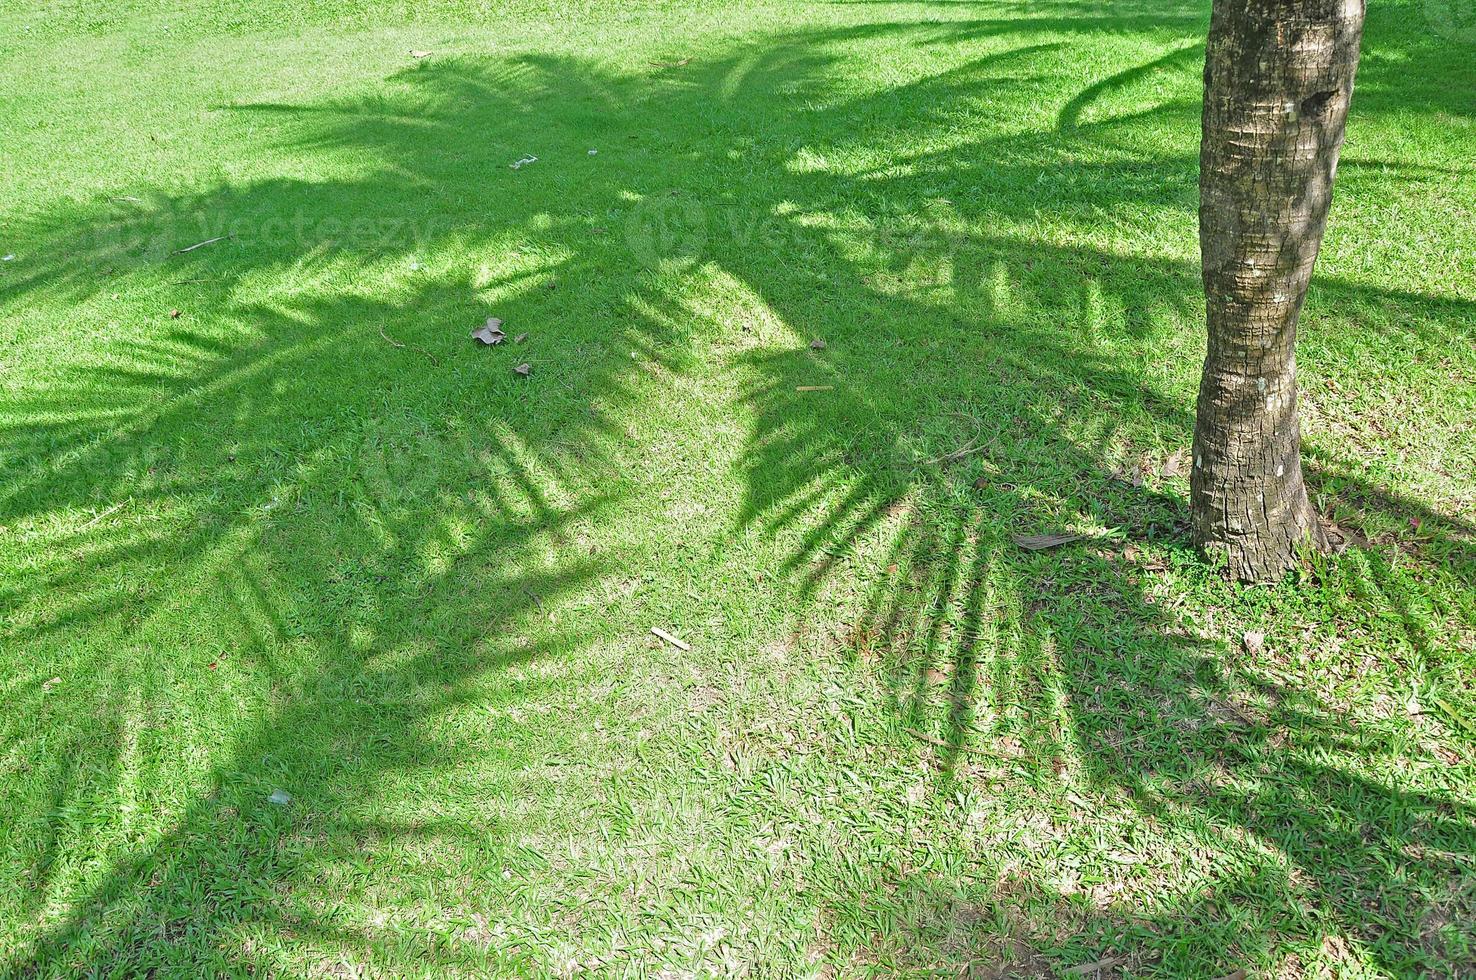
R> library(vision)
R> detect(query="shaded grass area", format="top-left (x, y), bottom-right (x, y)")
top-left (1, 0), bottom-right (1474, 975)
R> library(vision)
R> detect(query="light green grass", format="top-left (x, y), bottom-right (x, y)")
top-left (2, 0), bottom-right (1473, 975)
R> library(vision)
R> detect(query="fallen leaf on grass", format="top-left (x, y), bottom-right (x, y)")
top-left (42, 676), bottom-right (61, 692)
top-left (1111, 465), bottom-right (1144, 487)
top-left (1012, 532), bottom-right (1085, 551)
top-left (472, 318), bottom-right (505, 344)
top-left (1243, 631), bottom-right (1265, 655)
top-left (1325, 522), bottom-right (1371, 553)
top-left (809, 338), bottom-right (827, 350)
top-left (410, 49), bottom-right (432, 58)
top-left (513, 362), bottom-right (531, 376)
top-left (267, 789), bottom-right (292, 805)
top-left (169, 308), bottom-right (181, 319)
top-left (1429, 742), bottom-right (1461, 765)
top-left (1161, 449), bottom-right (1188, 478)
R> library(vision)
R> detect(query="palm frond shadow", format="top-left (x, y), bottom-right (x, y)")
top-left (1, 10), bottom-right (1473, 974)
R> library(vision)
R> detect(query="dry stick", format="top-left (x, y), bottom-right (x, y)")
top-left (79, 498), bottom-right (129, 531)
top-left (650, 627), bottom-right (691, 651)
top-left (920, 414), bottom-right (996, 466)
top-left (173, 235), bottom-right (233, 254)
top-left (1064, 955), bottom-right (1128, 976)
top-left (378, 326), bottom-right (441, 367)
top-left (795, 385), bottom-right (834, 392)
top-left (919, 438), bottom-right (996, 466)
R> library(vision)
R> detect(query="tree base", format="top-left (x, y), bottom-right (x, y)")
top-left (1192, 480), bottom-right (1331, 583)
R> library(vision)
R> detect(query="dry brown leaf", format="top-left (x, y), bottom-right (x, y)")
top-left (1325, 522), bottom-right (1370, 553)
top-left (513, 362), bottom-right (531, 376)
top-left (1431, 743), bottom-right (1460, 765)
top-left (472, 317), bottom-right (505, 345)
top-left (1111, 465), bottom-right (1144, 487)
top-left (1161, 448), bottom-right (1188, 478)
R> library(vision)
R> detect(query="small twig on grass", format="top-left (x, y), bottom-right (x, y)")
top-left (173, 235), bottom-right (234, 254)
top-left (1064, 954), bottom-right (1128, 976)
top-left (795, 385), bottom-right (834, 392)
top-left (378, 326), bottom-right (441, 366)
top-left (79, 498), bottom-right (130, 531)
top-left (920, 412), bottom-right (996, 466)
top-left (920, 438), bottom-right (995, 466)
top-left (651, 627), bottom-right (691, 651)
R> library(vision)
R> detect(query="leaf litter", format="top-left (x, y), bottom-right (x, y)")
top-left (472, 318), bottom-right (506, 345)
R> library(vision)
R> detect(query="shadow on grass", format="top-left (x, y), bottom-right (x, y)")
top-left (1, 273), bottom-right (629, 971)
top-left (2, 1), bottom-right (1474, 974)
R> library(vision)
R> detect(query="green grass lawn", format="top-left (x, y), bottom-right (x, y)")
top-left (2, 0), bottom-right (1473, 975)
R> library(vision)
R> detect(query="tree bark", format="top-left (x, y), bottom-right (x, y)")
top-left (1192, 0), bottom-right (1365, 582)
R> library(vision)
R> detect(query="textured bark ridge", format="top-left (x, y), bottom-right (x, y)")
top-left (1192, 0), bottom-right (1365, 582)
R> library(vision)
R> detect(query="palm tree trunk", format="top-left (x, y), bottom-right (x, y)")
top-left (1192, 0), bottom-right (1365, 582)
